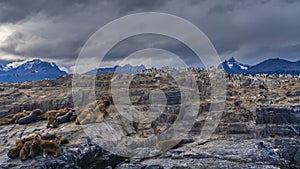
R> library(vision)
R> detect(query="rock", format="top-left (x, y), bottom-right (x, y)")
top-left (115, 163), bottom-right (146, 169)
top-left (293, 150), bottom-right (300, 166)
top-left (42, 143), bottom-right (101, 169)
top-left (145, 165), bottom-right (164, 169)
top-left (287, 91), bottom-right (300, 97)
top-left (255, 107), bottom-right (300, 125)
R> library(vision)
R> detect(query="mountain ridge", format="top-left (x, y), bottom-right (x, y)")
top-left (0, 59), bottom-right (67, 82)
top-left (221, 57), bottom-right (300, 75)
top-left (1, 57), bottom-right (299, 83)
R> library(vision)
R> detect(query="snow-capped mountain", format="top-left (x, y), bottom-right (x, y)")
top-left (0, 59), bottom-right (67, 82)
top-left (85, 64), bottom-right (146, 75)
top-left (221, 57), bottom-right (300, 75)
top-left (220, 57), bottom-right (250, 74)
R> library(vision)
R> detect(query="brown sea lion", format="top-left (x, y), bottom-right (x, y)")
top-left (19, 141), bottom-right (32, 161)
top-left (35, 135), bottom-right (63, 157)
top-left (0, 110), bottom-right (31, 125)
top-left (7, 142), bottom-right (24, 159)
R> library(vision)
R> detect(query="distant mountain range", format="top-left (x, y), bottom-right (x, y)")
top-left (1, 57), bottom-right (298, 83)
top-left (85, 64), bottom-right (146, 75)
top-left (0, 59), bottom-right (67, 82)
top-left (221, 57), bottom-right (300, 75)
top-left (0, 59), bottom-right (146, 82)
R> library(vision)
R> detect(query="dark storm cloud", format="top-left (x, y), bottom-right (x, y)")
top-left (102, 34), bottom-right (202, 66)
top-left (0, 0), bottom-right (84, 23)
top-left (192, 0), bottom-right (300, 64)
top-left (0, 0), bottom-right (299, 71)
top-left (0, 0), bottom-right (165, 23)
top-left (111, 0), bottom-right (167, 14)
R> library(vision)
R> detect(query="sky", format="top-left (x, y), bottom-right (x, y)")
top-left (0, 0), bottom-right (299, 72)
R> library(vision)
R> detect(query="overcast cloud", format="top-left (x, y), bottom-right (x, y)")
top-left (0, 0), bottom-right (299, 72)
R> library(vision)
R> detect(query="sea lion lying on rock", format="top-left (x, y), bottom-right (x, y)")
top-left (46, 108), bottom-right (69, 128)
top-left (0, 110), bottom-right (31, 125)
top-left (17, 109), bottom-right (42, 125)
top-left (7, 141), bottom-right (25, 159)
top-left (53, 112), bottom-right (76, 128)
top-left (77, 96), bottom-right (111, 125)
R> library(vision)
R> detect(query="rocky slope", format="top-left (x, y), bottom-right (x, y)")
top-left (0, 69), bottom-right (299, 168)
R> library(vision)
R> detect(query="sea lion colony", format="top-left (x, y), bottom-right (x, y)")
top-left (7, 133), bottom-right (68, 161)
top-left (1, 96), bottom-right (111, 161)
top-left (0, 95), bottom-right (111, 127)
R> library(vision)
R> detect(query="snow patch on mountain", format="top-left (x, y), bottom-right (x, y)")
top-left (0, 59), bottom-right (45, 71)
top-left (1, 60), bottom-right (28, 71)
top-left (23, 59), bottom-right (42, 70)
top-left (227, 63), bottom-right (233, 69)
top-left (240, 65), bottom-right (249, 70)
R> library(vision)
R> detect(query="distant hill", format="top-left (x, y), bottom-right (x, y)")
top-left (246, 58), bottom-right (300, 75)
top-left (85, 64), bottom-right (146, 75)
top-left (221, 57), bottom-right (300, 75)
top-left (0, 59), bottom-right (67, 82)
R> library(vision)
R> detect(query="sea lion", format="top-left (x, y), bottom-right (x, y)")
top-left (0, 117), bottom-right (12, 125)
top-left (78, 97), bottom-right (110, 124)
top-left (19, 141), bottom-right (32, 161)
top-left (28, 139), bottom-right (40, 158)
top-left (54, 112), bottom-right (74, 128)
top-left (0, 110), bottom-right (31, 125)
top-left (46, 108), bottom-right (69, 128)
top-left (17, 109), bottom-right (41, 125)
top-left (7, 142), bottom-right (24, 159)
top-left (35, 135), bottom-right (63, 157)
top-left (14, 114), bottom-right (26, 124)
